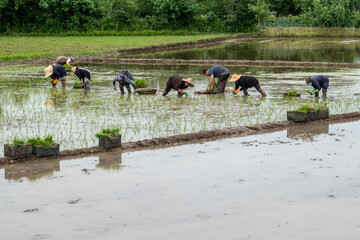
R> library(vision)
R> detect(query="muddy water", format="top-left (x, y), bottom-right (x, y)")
top-left (1, 64), bottom-right (360, 157)
top-left (130, 38), bottom-right (360, 63)
top-left (1, 120), bottom-right (359, 239)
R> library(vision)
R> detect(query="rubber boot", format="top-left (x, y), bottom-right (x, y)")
top-left (120, 87), bottom-right (125, 94)
top-left (322, 89), bottom-right (327, 98)
top-left (315, 92), bottom-right (319, 98)
top-left (126, 85), bottom-right (131, 94)
top-left (258, 88), bottom-right (267, 97)
top-left (84, 79), bottom-right (90, 90)
top-left (243, 89), bottom-right (249, 96)
top-left (61, 77), bottom-right (66, 88)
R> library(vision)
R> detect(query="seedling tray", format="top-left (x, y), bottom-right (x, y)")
top-left (306, 110), bottom-right (320, 121)
top-left (287, 111), bottom-right (308, 122)
top-left (32, 144), bottom-right (60, 157)
top-left (137, 88), bottom-right (157, 95)
top-left (319, 108), bottom-right (329, 119)
top-left (99, 135), bottom-right (122, 149)
top-left (284, 93), bottom-right (300, 98)
top-left (4, 144), bottom-right (33, 159)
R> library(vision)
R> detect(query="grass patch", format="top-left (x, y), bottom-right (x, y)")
top-left (259, 27), bottom-right (360, 37)
top-left (0, 35), bottom-right (228, 62)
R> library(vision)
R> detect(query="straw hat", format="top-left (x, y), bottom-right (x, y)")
top-left (182, 78), bottom-right (194, 87)
top-left (229, 74), bottom-right (242, 82)
top-left (71, 67), bottom-right (77, 75)
top-left (44, 65), bottom-right (53, 78)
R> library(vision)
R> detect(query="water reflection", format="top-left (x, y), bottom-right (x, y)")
top-left (4, 159), bottom-right (60, 182)
top-left (1, 151), bottom-right (123, 182)
top-left (97, 151), bottom-right (122, 171)
top-left (130, 38), bottom-right (360, 63)
top-left (287, 123), bottom-right (329, 141)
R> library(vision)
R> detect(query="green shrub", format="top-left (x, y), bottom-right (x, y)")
top-left (134, 79), bottom-right (149, 88)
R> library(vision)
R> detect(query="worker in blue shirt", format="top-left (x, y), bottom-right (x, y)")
top-left (306, 75), bottom-right (329, 97)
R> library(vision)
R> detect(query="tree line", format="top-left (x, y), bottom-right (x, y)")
top-left (1, 0), bottom-right (360, 34)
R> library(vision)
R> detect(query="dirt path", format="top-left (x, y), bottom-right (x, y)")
top-left (1, 112), bottom-right (360, 165)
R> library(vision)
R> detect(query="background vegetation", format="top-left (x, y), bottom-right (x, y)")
top-left (1, 0), bottom-right (360, 34)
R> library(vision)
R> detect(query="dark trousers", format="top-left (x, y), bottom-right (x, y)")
top-left (217, 70), bottom-right (230, 93)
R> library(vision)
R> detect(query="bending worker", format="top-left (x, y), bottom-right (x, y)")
top-left (306, 75), bottom-right (329, 97)
top-left (71, 67), bottom-right (91, 89)
top-left (202, 65), bottom-right (230, 93)
top-left (113, 70), bottom-right (137, 94)
top-left (162, 75), bottom-right (194, 96)
top-left (230, 74), bottom-right (266, 97)
top-left (44, 64), bottom-right (67, 88)
top-left (56, 56), bottom-right (75, 66)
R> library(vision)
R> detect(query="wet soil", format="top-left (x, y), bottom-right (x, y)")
top-left (1, 119), bottom-right (359, 239)
top-left (1, 112), bottom-right (359, 165)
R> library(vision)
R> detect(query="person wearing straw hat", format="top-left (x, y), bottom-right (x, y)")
top-left (162, 75), bottom-right (194, 97)
top-left (202, 65), bottom-right (230, 94)
top-left (44, 64), bottom-right (67, 88)
top-left (305, 75), bottom-right (329, 98)
top-left (56, 56), bottom-right (75, 66)
top-left (71, 67), bottom-right (91, 89)
top-left (230, 74), bottom-right (266, 97)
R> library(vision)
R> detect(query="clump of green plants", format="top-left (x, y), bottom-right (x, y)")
top-left (286, 90), bottom-right (298, 95)
top-left (294, 104), bottom-right (315, 113)
top-left (206, 81), bottom-right (218, 93)
top-left (64, 65), bottom-right (73, 71)
top-left (27, 135), bottom-right (55, 147)
top-left (315, 104), bottom-right (328, 110)
top-left (73, 82), bottom-right (82, 88)
top-left (8, 137), bottom-right (26, 146)
top-left (95, 128), bottom-right (121, 139)
top-left (134, 79), bottom-right (149, 88)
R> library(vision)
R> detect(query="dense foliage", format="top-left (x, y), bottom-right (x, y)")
top-left (1, 0), bottom-right (360, 33)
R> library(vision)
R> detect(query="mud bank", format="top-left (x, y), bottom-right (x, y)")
top-left (85, 58), bottom-right (360, 69)
top-left (1, 112), bottom-right (360, 165)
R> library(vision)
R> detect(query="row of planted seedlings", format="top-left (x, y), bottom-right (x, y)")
top-left (2, 85), bottom-right (360, 157)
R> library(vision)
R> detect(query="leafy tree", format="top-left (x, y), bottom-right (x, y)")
top-left (250, 0), bottom-right (272, 28)
top-left (152, 0), bottom-right (195, 30)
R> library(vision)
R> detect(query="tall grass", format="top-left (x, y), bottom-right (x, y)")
top-left (258, 27), bottom-right (360, 38)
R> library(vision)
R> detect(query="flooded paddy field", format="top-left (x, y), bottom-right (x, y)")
top-left (128, 37), bottom-right (360, 63)
top-left (1, 119), bottom-right (359, 239)
top-left (1, 64), bottom-right (360, 157)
